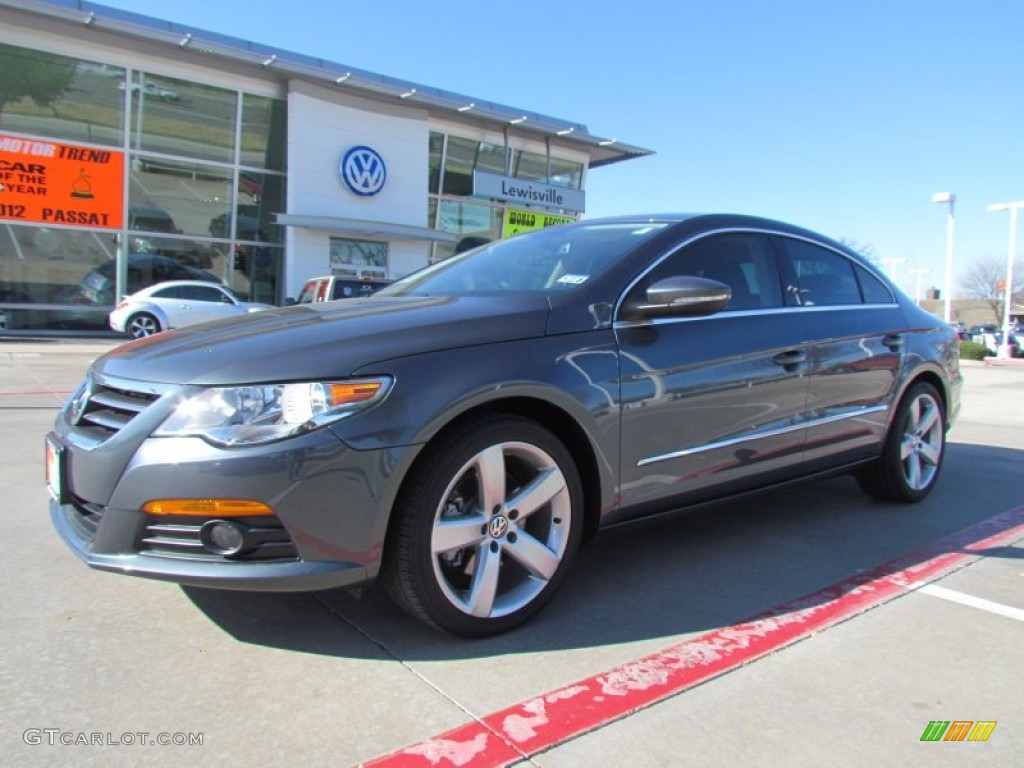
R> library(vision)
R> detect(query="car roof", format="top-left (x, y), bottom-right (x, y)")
top-left (138, 280), bottom-right (227, 292)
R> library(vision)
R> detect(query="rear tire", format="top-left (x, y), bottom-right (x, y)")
top-left (857, 382), bottom-right (946, 503)
top-left (383, 415), bottom-right (583, 637)
top-left (127, 312), bottom-right (161, 339)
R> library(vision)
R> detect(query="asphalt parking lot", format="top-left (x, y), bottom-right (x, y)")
top-left (1, 339), bottom-right (1021, 767)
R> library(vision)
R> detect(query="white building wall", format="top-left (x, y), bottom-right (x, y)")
top-left (284, 80), bottom-right (431, 294)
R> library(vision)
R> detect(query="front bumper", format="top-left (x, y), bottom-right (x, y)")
top-left (50, 496), bottom-right (369, 590)
top-left (48, 423), bottom-right (418, 592)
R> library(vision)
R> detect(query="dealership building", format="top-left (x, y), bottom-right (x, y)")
top-left (0, 0), bottom-right (651, 334)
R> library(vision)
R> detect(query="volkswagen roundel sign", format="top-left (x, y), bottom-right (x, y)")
top-left (340, 145), bottom-right (387, 197)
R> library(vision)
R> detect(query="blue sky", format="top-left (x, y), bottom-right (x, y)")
top-left (99, 0), bottom-right (1024, 297)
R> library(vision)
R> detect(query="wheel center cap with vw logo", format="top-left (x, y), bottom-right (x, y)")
top-left (488, 516), bottom-right (509, 539)
top-left (340, 145), bottom-right (386, 197)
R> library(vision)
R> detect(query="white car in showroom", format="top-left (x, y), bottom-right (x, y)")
top-left (109, 281), bottom-right (274, 339)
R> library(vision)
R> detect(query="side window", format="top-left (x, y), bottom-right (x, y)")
top-left (316, 280), bottom-right (330, 302)
top-left (630, 233), bottom-right (783, 311)
top-left (296, 281), bottom-right (316, 304)
top-left (854, 264), bottom-right (895, 304)
top-left (332, 281), bottom-right (357, 299)
top-left (151, 286), bottom-right (182, 300)
top-left (181, 285), bottom-right (226, 303)
top-left (778, 238), bottom-right (862, 306)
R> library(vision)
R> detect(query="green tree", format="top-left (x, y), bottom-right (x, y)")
top-left (0, 43), bottom-right (75, 116)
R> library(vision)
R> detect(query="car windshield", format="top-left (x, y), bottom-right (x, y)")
top-left (378, 222), bottom-right (670, 296)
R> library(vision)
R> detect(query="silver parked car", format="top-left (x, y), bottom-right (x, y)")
top-left (108, 280), bottom-right (274, 338)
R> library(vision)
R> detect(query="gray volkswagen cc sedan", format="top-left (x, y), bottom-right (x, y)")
top-left (47, 214), bottom-right (962, 636)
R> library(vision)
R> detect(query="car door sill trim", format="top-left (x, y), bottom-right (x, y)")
top-left (636, 405), bottom-right (890, 467)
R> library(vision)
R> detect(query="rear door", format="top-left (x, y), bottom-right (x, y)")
top-left (177, 284), bottom-right (235, 325)
top-left (615, 232), bottom-right (811, 516)
top-left (773, 236), bottom-right (904, 466)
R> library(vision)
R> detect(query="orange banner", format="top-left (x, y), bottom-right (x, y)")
top-left (0, 134), bottom-right (124, 229)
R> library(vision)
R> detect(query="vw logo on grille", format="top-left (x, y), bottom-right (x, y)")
top-left (69, 383), bottom-right (91, 425)
top-left (340, 145), bottom-right (387, 197)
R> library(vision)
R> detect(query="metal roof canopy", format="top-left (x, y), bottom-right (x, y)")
top-left (275, 215), bottom-right (457, 243)
top-left (6, 0), bottom-right (654, 168)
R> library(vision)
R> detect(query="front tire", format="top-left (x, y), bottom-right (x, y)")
top-left (126, 312), bottom-right (161, 339)
top-left (857, 381), bottom-right (946, 503)
top-left (383, 415), bottom-right (583, 637)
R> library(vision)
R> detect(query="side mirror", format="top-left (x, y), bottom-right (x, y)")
top-left (282, 297), bottom-right (297, 306)
top-left (633, 275), bottom-right (731, 319)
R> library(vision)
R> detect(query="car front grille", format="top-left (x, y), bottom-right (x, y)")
top-left (139, 515), bottom-right (299, 562)
top-left (75, 382), bottom-right (160, 438)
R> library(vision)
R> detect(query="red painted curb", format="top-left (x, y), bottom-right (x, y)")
top-left (361, 506), bottom-right (1024, 768)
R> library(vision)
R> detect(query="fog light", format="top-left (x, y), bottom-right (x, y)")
top-left (200, 520), bottom-right (249, 556)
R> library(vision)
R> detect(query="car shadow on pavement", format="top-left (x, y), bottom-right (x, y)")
top-left (183, 441), bottom-right (1024, 661)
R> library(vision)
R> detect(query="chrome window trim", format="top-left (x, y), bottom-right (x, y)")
top-left (613, 226), bottom-right (896, 324)
top-left (613, 302), bottom-right (899, 330)
top-left (636, 405), bottom-right (889, 467)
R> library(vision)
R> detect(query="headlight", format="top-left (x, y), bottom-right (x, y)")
top-left (154, 377), bottom-right (392, 446)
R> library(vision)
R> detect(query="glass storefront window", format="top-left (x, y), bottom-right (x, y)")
top-left (511, 149), bottom-right (548, 184)
top-left (429, 132), bottom-right (584, 264)
top-left (128, 155), bottom-right (232, 239)
top-left (230, 244), bottom-right (281, 304)
top-left (0, 41), bottom-right (288, 333)
top-left (0, 223), bottom-right (116, 330)
top-left (329, 238), bottom-right (387, 279)
top-left (129, 72), bottom-right (237, 163)
top-left (240, 93), bottom-right (286, 170)
top-left (207, 171), bottom-right (284, 244)
top-left (509, 149), bottom-right (583, 189)
top-left (0, 45), bottom-right (124, 147)
top-left (441, 137), bottom-right (506, 196)
top-left (428, 132), bottom-right (444, 195)
top-left (548, 156), bottom-right (584, 189)
top-left (432, 200), bottom-right (501, 262)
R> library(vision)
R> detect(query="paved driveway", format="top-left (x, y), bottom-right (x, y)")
top-left (1, 343), bottom-right (1021, 767)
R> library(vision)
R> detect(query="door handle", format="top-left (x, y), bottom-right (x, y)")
top-left (773, 350), bottom-right (807, 367)
top-left (882, 335), bottom-right (904, 349)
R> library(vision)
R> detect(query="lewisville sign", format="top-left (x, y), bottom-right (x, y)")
top-left (473, 171), bottom-right (585, 214)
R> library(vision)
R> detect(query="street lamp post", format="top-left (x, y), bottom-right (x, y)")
top-left (986, 200), bottom-right (1024, 359)
top-left (931, 192), bottom-right (956, 323)
top-left (905, 268), bottom-right (930, 305)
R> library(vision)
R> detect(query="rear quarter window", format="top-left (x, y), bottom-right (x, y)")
top-left (855, 264), bottom-right (895, 304)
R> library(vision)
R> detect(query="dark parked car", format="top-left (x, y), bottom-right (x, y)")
top-left (77, 253), bottom-right (220, 305)
top-left (47, 214), bottom-right (961, 636)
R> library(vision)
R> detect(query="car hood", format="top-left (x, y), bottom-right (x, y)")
top-left (93, 295), bottom-right (553, 385)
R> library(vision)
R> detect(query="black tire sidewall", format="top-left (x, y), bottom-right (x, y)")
top-left (128, 313), bottom-right (159, 338)
top-left (882, 382), bottom-right (946, 502)
top-left (387, 416), bottom-right (584, 637)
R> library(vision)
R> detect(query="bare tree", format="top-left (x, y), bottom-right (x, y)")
top-left (959, 255), bottom-right (1024, 324)
top-left (839, 238), bottom-right (876, 261)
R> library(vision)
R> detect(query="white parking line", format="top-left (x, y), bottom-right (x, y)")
top-left (914, 584), bottom-right (1024, 622)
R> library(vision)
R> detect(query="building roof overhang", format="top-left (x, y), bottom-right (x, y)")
top-left (4, 0), bottom-right (654, 168)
